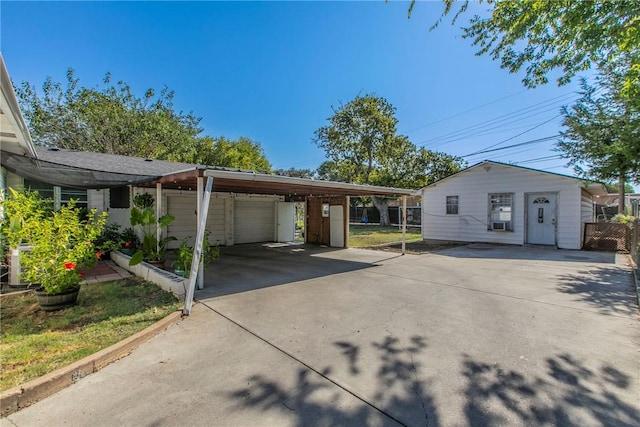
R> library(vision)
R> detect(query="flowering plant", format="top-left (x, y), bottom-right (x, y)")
top-left (2, 188), bottom-right (108, 294)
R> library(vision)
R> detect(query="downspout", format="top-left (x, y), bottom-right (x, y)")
top-left (183, 176), bottom-right (213, 316)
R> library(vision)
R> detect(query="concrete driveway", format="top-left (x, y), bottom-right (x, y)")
top-left (3, 244), bottom-right (639, 426)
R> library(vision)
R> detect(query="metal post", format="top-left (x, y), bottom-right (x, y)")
top-left (196, 177), bottom-right (204, 290)
top-left (401, 195), bottom-right (407, 255)
top-left (183, 177), bottom-right (213, 316)
top-left (156, 183), bottom-right (162, 254)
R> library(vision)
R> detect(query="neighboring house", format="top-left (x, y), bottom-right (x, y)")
top-left (419, 161), bottom-right (608, 250)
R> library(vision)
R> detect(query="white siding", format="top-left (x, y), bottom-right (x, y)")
top-left (421, 163), bottom-right (584, 249)
top-left (165, 190), bottom-right (229, 247)
top-left (6, 170), bottom-right (22, 189)
top-left (579, 189), bottom-right (594, 249)
top-left (87, 189), bottom-right (105, 212)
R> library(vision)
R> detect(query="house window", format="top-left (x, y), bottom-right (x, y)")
top-left (110, 186), bottom-right (130, 209)
top-left (488, 193), bottom-right (514, 231)
top-left (446, 196), bottom-right (459, 215)
top-left (24, 179), bottom-right (87, 210)
top-left (322, 203), bottom-right (330, 217)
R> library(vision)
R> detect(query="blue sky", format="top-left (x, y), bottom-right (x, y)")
top-left (2, 1), bottom-right (589, 177)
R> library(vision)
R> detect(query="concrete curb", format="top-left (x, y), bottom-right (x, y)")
top-left (0, 310), bottom-right (183, 417)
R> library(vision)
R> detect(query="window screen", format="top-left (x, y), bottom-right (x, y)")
top-left (109, 186), bottom-right (131, 209)
top-left (488, 193), bottom-right (514, 231)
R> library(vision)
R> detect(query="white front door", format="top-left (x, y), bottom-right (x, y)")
top-left (527, 194), bottom-right (557, 245)
top-left (277, 202), bottom-right (295, 242)
top-left (329, 205), bottom-right (344, 247)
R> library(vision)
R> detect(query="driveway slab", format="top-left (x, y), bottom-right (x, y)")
top-left (3, 244), bottom-right (639, 427)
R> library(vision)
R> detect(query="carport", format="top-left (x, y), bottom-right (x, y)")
top-left (144, 169), bottom-right (414, 314)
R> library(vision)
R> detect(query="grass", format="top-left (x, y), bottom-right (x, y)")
top-left (0, 278), bottom-right (181, 392)
top-left (349, 224), bottom-right (422, 247)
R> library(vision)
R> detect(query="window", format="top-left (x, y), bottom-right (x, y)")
top-left (24, 179), bottom-right (87, 210)
top-left (446, 196), bottom-right (459, 215)
top-left (488, 193), bottom-right (514, 231)
top-left (110, 186), bottom-right (130, 208)
top-left (322, 203), bottom-right (330, 217)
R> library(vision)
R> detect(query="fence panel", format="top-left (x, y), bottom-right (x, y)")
top-left (583, 223), bottom-right (629, 251)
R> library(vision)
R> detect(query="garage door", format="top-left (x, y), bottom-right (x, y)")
top-left (234, 199), bottom-right (275, 244)
top-left (167, 194), bottom-right (226, 247)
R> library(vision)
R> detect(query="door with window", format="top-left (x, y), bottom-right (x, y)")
top-left (527, 194), bottom-right (556, 245)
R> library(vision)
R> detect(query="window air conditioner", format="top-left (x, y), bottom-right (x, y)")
top-left (492, 221), bottom-right (507, 231)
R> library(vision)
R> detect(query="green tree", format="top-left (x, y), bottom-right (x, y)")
top-left (195, 136), bottom-right (272, 173)
top-left (558, 66), bottom-right (640, 213)
top-left (273, 168), bottom-right (316, 179)
top-left (314, 94), bottom-right (464, 225)
top-left (426, 0), bottom-right (640, 95)
top-left (16, 69), bottom-right (203, 159)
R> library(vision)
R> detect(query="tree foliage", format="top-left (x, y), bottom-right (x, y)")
top-left (15, 70), bottom-right (272, 172)
top-left (427, 0), bottom-right (640, 94)
top-left (16, 69), bottom-right (203, 159)
top-left (558, 65), bottom-right (640, 212)
top-left (273, 168), bottom-right (316, 179)
top-left (314, 94), bottom-right (464, 224)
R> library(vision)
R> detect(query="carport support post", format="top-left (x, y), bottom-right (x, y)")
top-left (196, 177), bottom-right (204, 290)
top-left (156, 183), bottom-right (162, 254)
top-left (183, 176), bottom-right (213, 316)
top-left (402, 195), bottom-right (407, 255)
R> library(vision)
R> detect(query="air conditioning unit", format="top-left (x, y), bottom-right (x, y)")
top-left (492, 221), bottom-right (507, 231)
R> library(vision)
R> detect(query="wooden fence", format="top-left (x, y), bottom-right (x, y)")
top-left (583, 220), bottom-right (639, 262)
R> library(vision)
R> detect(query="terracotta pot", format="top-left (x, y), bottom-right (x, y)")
top-left (35, 286), bottom-right (80, 311)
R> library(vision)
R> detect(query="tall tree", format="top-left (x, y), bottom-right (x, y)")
top-left (16, 69), bottom-right (203, 159)
top-left (15, 70), bottom-right (273, 172)
top-left (273, 168), bottom-right (316, 179)
top-left (314, 94), bottom-right (464, 225)
top-left (425, 0), bottom-right (640, 95)
top-left (558, 65), bottom-right (640, 213)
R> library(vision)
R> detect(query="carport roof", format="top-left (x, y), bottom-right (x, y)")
top-left (4, 147), bottom-right (414, 197)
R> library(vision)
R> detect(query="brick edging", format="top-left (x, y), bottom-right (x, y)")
top-left (1, 310), bottom-right (183, 417)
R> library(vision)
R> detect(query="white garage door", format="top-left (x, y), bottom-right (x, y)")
top-left (167, 194), bottom-right (227, 247)
top-left (234, 199), bottom-right (276, 244)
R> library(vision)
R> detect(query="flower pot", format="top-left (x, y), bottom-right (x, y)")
top-left (120, 248), bottom-right (135, 256)
top-left (35, 286), bottom-right (80, 311)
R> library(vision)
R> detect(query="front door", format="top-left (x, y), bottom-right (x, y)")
top-left (527, 194), bottom-right (556, 245)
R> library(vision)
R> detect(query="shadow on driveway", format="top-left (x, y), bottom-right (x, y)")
top-left (436, 245), bottom-right (618, 264)
top-left (196, 243), bottom-right (400, 299)
top-left (557, 265), bottom-right (637, 316)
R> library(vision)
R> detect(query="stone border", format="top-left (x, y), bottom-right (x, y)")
top-left (110, 251), bottom-right (187, 298)
top-left (0, 310), bottom-right (183, 417)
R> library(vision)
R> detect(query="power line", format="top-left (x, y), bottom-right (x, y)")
top-left (463, 115), bottom-right (562, 157)
top-left (461, 135), bottom-right (560, 158)
top-left (415, 92), bottom-right (576, 148)
top-left (402, 89), bottom-right (529, 133)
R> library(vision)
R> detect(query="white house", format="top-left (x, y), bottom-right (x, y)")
top-left (419, 161), bottom-right (609, 250)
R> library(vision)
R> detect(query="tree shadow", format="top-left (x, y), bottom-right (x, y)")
top-left (462, 353), bottom-right (639, 427)
top-left (556, 266), bottom-right (637, 316)
top-left (228, 335), bottom-right (439, 427)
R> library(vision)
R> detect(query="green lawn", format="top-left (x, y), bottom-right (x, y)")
top-left (0, 279), bottom-right (181, 391)
top-left (349, 224), bottom-right (422, 247)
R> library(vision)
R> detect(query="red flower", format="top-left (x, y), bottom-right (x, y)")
top-left (124, 241), bottom-right (131, 248)
top-left (96, 251), bottom-right (103, 259)
top-left (63, 262), bottom-right (76, 271)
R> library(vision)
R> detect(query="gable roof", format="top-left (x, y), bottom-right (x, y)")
top-left (421, 160), bottom-right (609, 196)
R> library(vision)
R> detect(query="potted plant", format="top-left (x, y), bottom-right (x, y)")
top-left (120, 227), bottom-right (141, 256)
top-left (2, 188), bottom-right (108, 310)
top-left (95, 223), bottom-right (124, 260)
top-left (129, 193), bottom-right (175, 267)
top-left (172, 231), bottom-right (220, 277)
